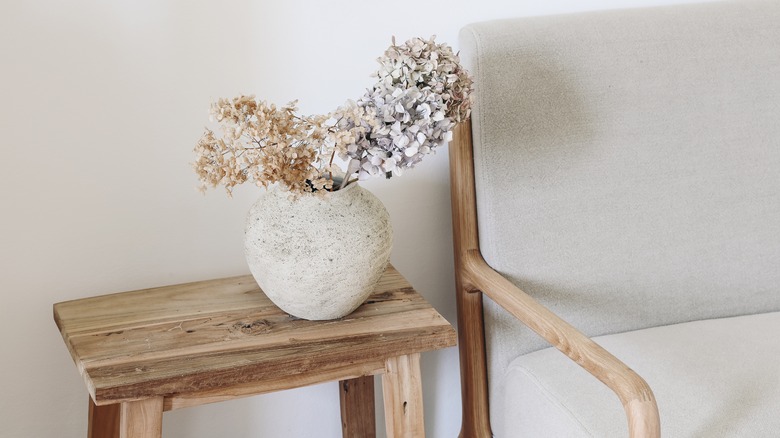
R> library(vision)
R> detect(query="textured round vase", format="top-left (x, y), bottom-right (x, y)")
top-left (244, 183), bottom-right (393, 320)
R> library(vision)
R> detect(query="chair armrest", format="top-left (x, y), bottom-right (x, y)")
top-left (449, 120), bottom-right (659, 437)
top-left (462, 249), bottom-right (660, 438)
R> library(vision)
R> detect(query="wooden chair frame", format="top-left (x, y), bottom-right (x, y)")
top-left (448, 120), bottom-right (661, 438)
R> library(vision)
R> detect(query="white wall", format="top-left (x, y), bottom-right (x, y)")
top-left (0, 1), bottom-right (708, 437)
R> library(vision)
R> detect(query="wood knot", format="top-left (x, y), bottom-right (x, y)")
top-left (230, 319), bottom-right (271, 334)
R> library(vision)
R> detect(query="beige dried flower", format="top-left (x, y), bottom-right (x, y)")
top-left (193, 98), bottom-right (332, 196)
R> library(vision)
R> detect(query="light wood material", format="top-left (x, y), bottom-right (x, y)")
top-left (339, 376), bottom-right (376, 438)
top-left (54, 265), bottom-right (456, 436)
top-left (165, 360), bottom-right (385, 411)
top-left (119, 397), bottom-right (163, 438)
top-left (88, 397), bottom-right (119, 438)
top-left (448, 120), bottom-right (661, 437)
top-left (464, 252), bottom-right (660, 437)
top-left (449, 121), bottom-right (494, 438)
top-left (53, 265), bottom-right (455, 407)
top-left (382, 353), bottom-right (424, 438)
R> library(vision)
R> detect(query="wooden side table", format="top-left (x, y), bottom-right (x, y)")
top-left (54, 265), bottom-right (456, 438)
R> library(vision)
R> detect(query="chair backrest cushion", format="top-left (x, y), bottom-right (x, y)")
top-left (459, 0), bottom-right (780, 399)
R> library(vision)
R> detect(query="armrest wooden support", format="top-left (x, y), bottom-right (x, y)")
top-left (449, 121), bottom-right (659, 437)
top-left (461, 250), bottom-right (660, 438)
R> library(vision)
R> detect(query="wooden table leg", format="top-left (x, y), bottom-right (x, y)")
top-left (89, 398), bottom-right (119, 438)
top-left (119, 397), bottom-right (164, 438)
top-left (339, 375), bottom-right (376, 438)
top-left (382, 353), bottom-right (424, 438)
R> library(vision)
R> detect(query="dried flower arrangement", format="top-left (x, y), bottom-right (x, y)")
top-left (194, 36), bottom-right (473, 196)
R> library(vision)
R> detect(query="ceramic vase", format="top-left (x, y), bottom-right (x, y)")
top-left (244, 183), bottom-right (393, 320)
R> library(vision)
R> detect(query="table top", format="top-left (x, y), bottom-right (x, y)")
top-left (54, 265), bottom-right (456, 409)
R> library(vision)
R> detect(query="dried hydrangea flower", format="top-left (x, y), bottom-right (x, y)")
top-left (375, 36), bottom-right (473, 123)
top-left (193, 36), bottom-right (473, 195)
top-left (348, 36), bottom-right (474, 179)
top-left (193, 97), bottom-right (332, 196)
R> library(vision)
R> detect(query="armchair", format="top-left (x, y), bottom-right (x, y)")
top-left (450, 1), bottom-right (780, 436)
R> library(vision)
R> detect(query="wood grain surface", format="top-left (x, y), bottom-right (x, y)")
top-left (54, 265), bottom-right (456, 410)
top-left (339, 375), bottom-right (376, 438)
top-left (119, 397), bottom-right (163, 438)
top-left (449, 120), bottom-right (495, 438)
top-left (382, 353), bottom-right (424, 438)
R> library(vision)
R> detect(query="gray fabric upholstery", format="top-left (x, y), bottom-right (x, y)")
top-left (458, 0), bottom-right (780, 433)
top-left (503, 311), bottom-right (780, 437)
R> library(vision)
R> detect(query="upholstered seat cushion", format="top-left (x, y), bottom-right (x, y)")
top-left (501, 311), bottom-right (780, 437)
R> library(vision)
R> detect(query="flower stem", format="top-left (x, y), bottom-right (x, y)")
top-left (340, 158), bottom-right (360, 190)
